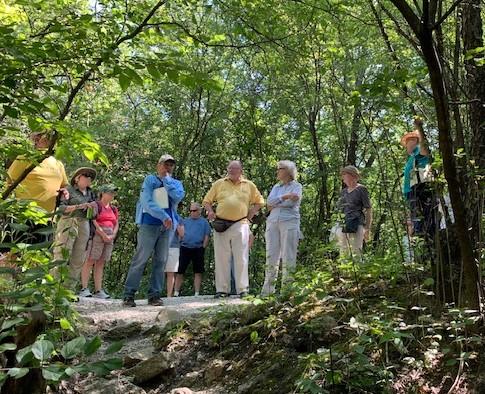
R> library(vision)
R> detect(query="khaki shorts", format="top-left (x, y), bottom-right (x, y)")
top-left (87, 227), bottom-right (114, 261)
top-left (165, 247), bottom-right (180, 272)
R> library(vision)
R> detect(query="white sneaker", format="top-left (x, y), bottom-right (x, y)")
top-left (78, 288), bottom-right (92, 298)
top-left (93, 289), bottom-right (110, 299)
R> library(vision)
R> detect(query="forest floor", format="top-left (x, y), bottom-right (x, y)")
top-left (59, 278), bottom-right (485, 394)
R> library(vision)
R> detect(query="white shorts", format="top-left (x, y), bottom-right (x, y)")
top-left (165, 247), bottom-right (180, 272)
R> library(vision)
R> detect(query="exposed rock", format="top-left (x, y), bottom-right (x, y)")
top-left (156, 308), bottom-right (184, 323)
top-left (122, 345), bottom-right (156, 368)
top-left (104, 321), bottom-right (143, 340)
top-left (170, 388), bottom-right (194, 394)
top-left (204, 359), bottom-right (230, 384)
top-left (77, 376), bottom-right (146, 394)
top-left (124, 351), bottom-right (175, 384)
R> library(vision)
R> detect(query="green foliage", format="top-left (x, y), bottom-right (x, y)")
top-left (0, 200), bottom-right (122, 390)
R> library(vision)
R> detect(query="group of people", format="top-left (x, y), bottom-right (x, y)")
top-left (4, 122), bottom-right (438, 303)
top-left (120, 156), bottom-right (303, 306)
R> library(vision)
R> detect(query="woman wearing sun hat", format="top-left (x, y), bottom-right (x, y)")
top-left (80, 184), bottom-right (119, 299)
top-left (53, 167), bottom-right (98, 289)
top-left (400, 120), bottom-right (436, 237)
top-left (336, 165), bottom-right (372, 257)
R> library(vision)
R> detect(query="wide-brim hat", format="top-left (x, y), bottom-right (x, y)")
top-left (70, 167), bottom-right (97, 185)
top-left (340, 165), bottom-right (361, 179)
top-left (98, 184), bottom-right (118, 194)
top-left (400, 131), bottom-right (421, 147)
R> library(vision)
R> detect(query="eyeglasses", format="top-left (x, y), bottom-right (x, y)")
top-left (164, 162), bottom-right (175, 167)
top-left (190, 209), bottom-right (199, 212)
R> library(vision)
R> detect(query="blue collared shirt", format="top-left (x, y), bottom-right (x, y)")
top-left (266, 180), bottom-right (302, 222)
top-left (135, 174), bottom-right (185, 227)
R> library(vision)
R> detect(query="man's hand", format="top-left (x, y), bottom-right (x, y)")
top-left (207, 210), bottom-right (216, 221)
top-left (282, 193), bottom-right (299, 201)
top-left (60, 187), bottom-right (69, 200)
top-left (163, 218), bottom-right (173, 230)
top-left (177, 225), bottom-right (185, 238)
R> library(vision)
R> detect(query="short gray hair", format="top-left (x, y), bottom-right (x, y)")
top-left (227, 160), bottom-right (242, 169)
top-left (190, 202), bottom-right (201, 210)
top-left (278, 160), bottom-right (297, 180)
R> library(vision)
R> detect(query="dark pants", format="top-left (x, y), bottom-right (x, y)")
top-left (406, 183), bottom-right (438, 238)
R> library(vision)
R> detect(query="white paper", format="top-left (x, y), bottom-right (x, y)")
top-left (153, 187), bottom-right (169, 209)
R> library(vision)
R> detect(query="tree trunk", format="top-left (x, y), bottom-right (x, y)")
top-left (388, 0), bottom-right (481, 309)
top-left (418, 28), bottom-right (480, 309)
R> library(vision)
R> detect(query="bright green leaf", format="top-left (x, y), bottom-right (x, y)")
top-left (7, 368), bottom-right (29, 379)
top-left (61, 336), bottom-right (86, 360)
top-left (31, 339), bottom-right (54, 362)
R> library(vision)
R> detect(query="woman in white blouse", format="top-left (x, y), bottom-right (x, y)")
top-left (261, 160), bottom-right (302, 296)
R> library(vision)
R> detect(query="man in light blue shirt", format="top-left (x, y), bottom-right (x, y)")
top-left (123, 154), bottom-right (185, 307)
top-left (174, 202), bottom-right (211, 296)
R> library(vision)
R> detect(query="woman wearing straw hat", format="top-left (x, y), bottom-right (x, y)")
top-left (400, 126), bottom-right (435, 237)
top-left (336, 165), bottom-right (372, 257)
top-left (53, 167), bottom-right (98, 290)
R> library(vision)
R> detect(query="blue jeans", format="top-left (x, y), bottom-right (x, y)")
top-left (124, 224), bottom-right (169, 299)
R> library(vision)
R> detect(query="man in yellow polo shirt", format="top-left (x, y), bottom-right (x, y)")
top-left (203, 160), bottom-right (264, 298)
top-left (7, 132), bottom-right (69, 214)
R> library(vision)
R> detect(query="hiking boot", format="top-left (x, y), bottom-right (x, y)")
top-left (238, 291), bottom-right (250, 299)
top-left (148, 297), bottom-right (164, 306)
top-left (214, 292), bottom-right (228, 299)
top-left (78, 288), bottom-right (92, 298)
top-left (93, 289), bottom-right (110, 299)
top-left (123, 297), bottom-right (136, 307)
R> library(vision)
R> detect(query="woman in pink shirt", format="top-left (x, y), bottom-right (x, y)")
top-left (80, 184), bottom-right (119, 298)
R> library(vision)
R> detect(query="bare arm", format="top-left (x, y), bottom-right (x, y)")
top-left (203, 202), bottom-right (215, 220)
top-left (248, 203), bottom-right (262, 221)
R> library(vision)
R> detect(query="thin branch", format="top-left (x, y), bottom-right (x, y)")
top-left (433, 0), bottom-right (465, 29)
top-left (389, 0), bottom-right (421, 36)
top-left (2, 0), bottom-right (168, 200)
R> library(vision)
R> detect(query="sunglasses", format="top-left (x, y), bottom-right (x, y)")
top-left (80, 173), bottom-right (93, 179)
top-left (164, 162), bottom-right (176, 167)
top-left (190, 209), bottom-right (199, 212)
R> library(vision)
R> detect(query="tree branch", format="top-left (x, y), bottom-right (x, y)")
top-left (433, 0), bottom-right (465, 29)
top-left (389, 0), bottom-right (421, 36)
top-left (2, 0), bottom-right (168, 200)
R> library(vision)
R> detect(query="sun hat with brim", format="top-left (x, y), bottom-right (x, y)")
top-left (340, 165), bottom-right (361, 179)
top-left (98, 184), bottom-right (118, 194)
top-left (70, 167), bottom-right (97, 185)
top-left (158, 154), bottom-right (176, 164)
top-left (400, 131), bottom-right (421, 147)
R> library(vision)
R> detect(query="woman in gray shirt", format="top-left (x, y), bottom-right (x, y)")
top-left (261, 160), bottom-right (302, 296)
top-left (337, 165), bottom-right (372, 257)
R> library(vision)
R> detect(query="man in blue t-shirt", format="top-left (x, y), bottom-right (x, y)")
top-left (123, 154), bottom-right (185, 307)
top-left (173, 202), bottom-right (211, 296)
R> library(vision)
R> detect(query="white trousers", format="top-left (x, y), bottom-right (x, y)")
top-left (261, 219), bottom-right (299, 296)
top-left (336, 224), bottom-right (364, 257)
top-left (213, 221), bottom-right (249, 294)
